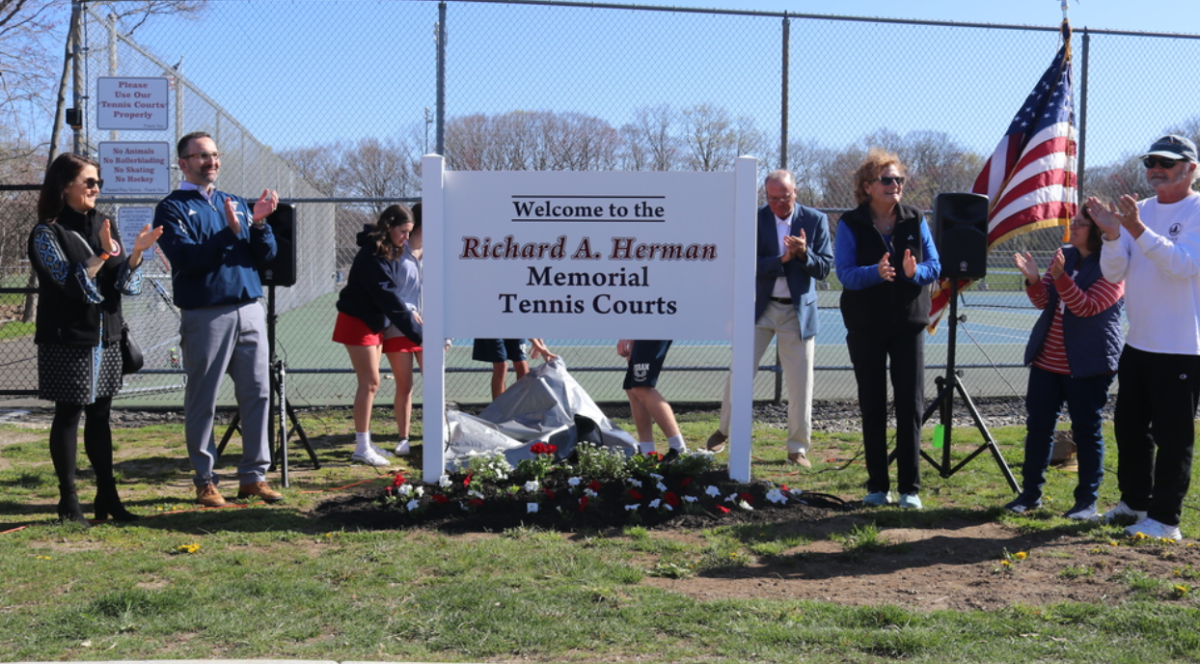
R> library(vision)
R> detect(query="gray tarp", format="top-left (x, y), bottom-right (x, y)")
top-left (444, 358), bottom-right (638, 469)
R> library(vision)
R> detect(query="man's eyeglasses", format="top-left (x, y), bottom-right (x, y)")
top-left (1143, 156), bottom-right (1178, 169)
top-left (81, 178), bottom-right (103, 190)
top-left (767, 193), bottom-right (795, 204)
top-left (182, 151), bottom-right (222, 161)
top-left (878, 176), bottom-right (906, 186)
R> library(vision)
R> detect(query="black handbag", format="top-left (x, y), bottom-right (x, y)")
top-left (120, 323), bottom-right (144, 375)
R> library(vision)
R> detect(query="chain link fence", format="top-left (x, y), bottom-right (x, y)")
top-left (3, 0), bottom-right (1199, 410)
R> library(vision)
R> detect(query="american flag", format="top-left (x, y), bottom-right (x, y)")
top-left (930, 20), bottom-right (1077, 325)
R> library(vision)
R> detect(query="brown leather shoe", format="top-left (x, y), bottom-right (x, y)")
top-left (786, 452), bottom-right (812, 468)
top-left (705, 430), bottom-right (728, 453)
top-left (196, 482), bottom-right (226, 507)
top-left (237, 481), bottom-right (283, 503)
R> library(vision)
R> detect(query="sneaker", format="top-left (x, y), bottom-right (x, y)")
top-left (1124, 518), bottom-right (1183, 542)
top-left (705, 430), bottom-right (728, 453)
top-left (394, 440), bottom-right (411, 456)
top-left (1103, 501), bottom-right (1147, 524)
top-left (236, 481), bottom-right (283, 503)
top-left (195, 482), bottom-right (226, 507)
top-left (662, 448), bottom-right (681, 462)
top-left (863, 491), bottom-right (893, 507)
top-left (786, 452), bottom-right (812, 468)
top-left (1064, 503), bottom-right (1099, 521)
top-left (1004, 496), bottom-right (1041, 514)
top-left (351, 448), bottom-right (391, 467)
top-left (370, 443), bottom-right (394, 458)
top-left (898, 493), bottom-right (923, 510)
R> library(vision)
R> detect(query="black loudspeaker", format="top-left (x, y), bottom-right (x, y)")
top-left (933, 193), bottom-right (989, 279)
top-left (258, 202), bottom-right (296, 287)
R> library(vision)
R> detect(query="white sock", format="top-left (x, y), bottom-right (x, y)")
top-left (354, 431), bottom-right (371, 454)
top-left (639, 441), bottom-right (656, 455)
top-left (667, 435), bottom-right (686, 452)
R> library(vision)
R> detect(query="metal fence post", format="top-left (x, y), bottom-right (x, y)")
top-left (1078, 28), bottom-right (1090, 195)
top-left (780, 12), bottom-right (789, 170)
top-left (436, 2), bottom-right (447, 155)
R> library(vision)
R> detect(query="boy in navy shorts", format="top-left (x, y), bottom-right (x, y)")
top-left (473, 338), bottom-right (555, 399)
top-left (618, 340), bottom-right (688, 458)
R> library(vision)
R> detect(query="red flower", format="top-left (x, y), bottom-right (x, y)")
top-left (385, 486), bottom-right (393, 496)
top-left (463, 474), bottom-right (472, 487)
top-left (468, 498), bottom-right (484, 507)
top-left (628, 489), bottom-right (644, 501)
top-left (530, 442), bottom-right (558, 456)
top-left (646, 451), bottom-right (662, 461)
top-left (543, 488), bottom-right (557, 500)
top-left (781, 483), bottom-right (790, 492)
top-left (663, 491), bottom-right (681, 507)
top-left (588, 480), bottom-right (602, 492)
top-left (431, 494), bottom-right (449, 505)
top-left (579, 496), bottom-right (589, 512)
top-left (716, 505), bottom-right (731, 514)
top-left (679, 477), bottom-right (692, 488)
top-left (391, 473), bottom-right (406, 488)
top-left (739, 492), bottom-right (754, 504)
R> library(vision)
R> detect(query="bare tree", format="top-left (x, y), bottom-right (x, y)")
top-left (621, 104), bottom-right (679, 171)
top-left (280, 141), bottom-right (348, 197)
top-left (341, 136), bottom-right (421, 211)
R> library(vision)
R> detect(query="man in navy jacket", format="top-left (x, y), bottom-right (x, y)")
top-left (154, 131), bottom-right (283, 507)
top-left (707, 170), bottom-right (833, 466)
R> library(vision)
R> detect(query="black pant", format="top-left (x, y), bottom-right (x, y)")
top-left (48, 397), bottom-right (115, 494)
top-left (1113, 345), bottom-right (1200, 527)
top-left (847, 327), bottom-right (924, 496)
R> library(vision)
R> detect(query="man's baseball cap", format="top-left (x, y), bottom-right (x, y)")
top-left (1141, 134), bottom-right (1198, 162)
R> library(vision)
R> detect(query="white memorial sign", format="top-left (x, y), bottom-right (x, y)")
top-left (422, 156), bottom-right (760, 483)
top-left (96, 77), bottom-right (169, 130)
top-left (99, 142), bottom-right (171, 194)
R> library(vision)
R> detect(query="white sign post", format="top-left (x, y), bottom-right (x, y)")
top-left (96, 77), bottom-right (169, 130)
top-left (98, 142), bottom-right (171, 194)
top-left (421, 156), bottom-right (759, 483)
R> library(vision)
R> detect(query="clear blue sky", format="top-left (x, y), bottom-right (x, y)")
top-left (86, 0), bottom-right (1200, 171)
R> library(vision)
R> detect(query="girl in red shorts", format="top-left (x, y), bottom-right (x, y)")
top-left (332, 204), bottom-right (423, 466)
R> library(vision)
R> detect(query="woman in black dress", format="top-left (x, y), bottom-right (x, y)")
top-left (28, 153), bottom-right (162, 525)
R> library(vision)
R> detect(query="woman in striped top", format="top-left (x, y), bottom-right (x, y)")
top-left (1007, 204), bottom-right (1125, 520)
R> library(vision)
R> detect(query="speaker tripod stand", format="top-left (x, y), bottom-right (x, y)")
top-left (216, 284), bottom-right (319, 487)
top-left (920, 278), bottom-right (1019, 492)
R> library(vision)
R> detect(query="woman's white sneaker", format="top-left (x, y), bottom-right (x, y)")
top-left (351, 448), bottom-right (391, 467)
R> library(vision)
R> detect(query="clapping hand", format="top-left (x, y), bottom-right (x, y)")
top-left (1085, 196), bottom-right (1125, 240)
top-left (902, 249), bottom-right (916, 279)
top-left (1013, 251), bottom-right (1040, 285)
top-left (252, 189), bottom-right (279, 223)
top-left (877, 252), bottom-right (896, 281)
top-left (1049, 248), bottom-right (1066, 280)
top-left (133, 224), bottom-right (163, 253)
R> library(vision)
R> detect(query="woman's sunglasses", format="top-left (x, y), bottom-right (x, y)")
top-left (878, 176), bottom-right (905, 186)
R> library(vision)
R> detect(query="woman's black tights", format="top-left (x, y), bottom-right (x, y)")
top-left (48, 397), bottom-right (115, 497)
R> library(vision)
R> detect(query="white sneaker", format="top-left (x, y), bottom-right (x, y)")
top-left (370, 443), bottom-right (394, 458)
top-left (1103, 501), bottom-right (1148, 524)
top-left (351, 448), bottom-right (391, 467)
top-left (1124, 518), bottom-right (1183, 542)
top-left (394, 440), bottom-right (411, 456)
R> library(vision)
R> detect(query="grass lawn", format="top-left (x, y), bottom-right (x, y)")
top-left (1, 407), bottom-right (1198, 663)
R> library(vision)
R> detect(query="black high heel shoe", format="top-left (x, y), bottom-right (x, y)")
top-left (95, 485), bottom-right (140, 522)
top-left (57, 491), bottom-right (91, 527)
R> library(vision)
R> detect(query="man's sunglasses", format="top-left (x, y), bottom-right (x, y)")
top-left (878, 176), bottom-right (905, 186)
top-left (1143, 156), bottom-right (1179, 169)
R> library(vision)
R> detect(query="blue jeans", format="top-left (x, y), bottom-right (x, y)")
top-left (1020, 366), bottom-right (1114, 508)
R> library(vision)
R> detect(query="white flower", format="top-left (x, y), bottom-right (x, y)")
top-left (705, 485), bottom-right (721, 497)
top-left (468, 490), bottom-right (484, 499)
top-left (406, 499), bottom-right (420, 511)
top-left (683, 495), bottom-right (698, 503)
top-left (624, 504), bottom-right (639, 511)
top-left (438, 474), bottom-right (452, 488)
top-left (527, 503), bottom-right (539, 514)
top-left (523, 480), bottom-right (540, 492)
top-left (568, 477), bottom-right (581, 487)
top-left (738, 500), bottom-right (754, 511)
top-left (415, 486), bottom-right (425, 497)
top-left (649, 499), bottom-right (662, 509)
top-left (766, 489), bottom-right (787, 504)
top-left (650, 473), bottom-right (663, 481)
top-left (629, 478), bottom-right (643, 488)
top-left (726, 493), bottom-right (738, 503)
top-left (656, 481), bottom-right (668, 492)
top-left (663, 503), bottom-right (673, 511)
top-left (584, 489), bottom-right (598, 498)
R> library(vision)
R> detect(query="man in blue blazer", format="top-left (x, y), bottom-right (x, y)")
top-left (708, 170), bottom-right (833, 466)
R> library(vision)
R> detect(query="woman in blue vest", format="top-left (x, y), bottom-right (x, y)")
top-left (1007, 204), bottom-right (1124, 519)
top-left (835, 149), bottom-right (940, 510)
top-left (28, 153), bottom-right (162, 526)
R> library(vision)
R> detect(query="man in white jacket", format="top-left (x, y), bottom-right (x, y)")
top-left (1088, 134), bottom-right (1200, 541)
